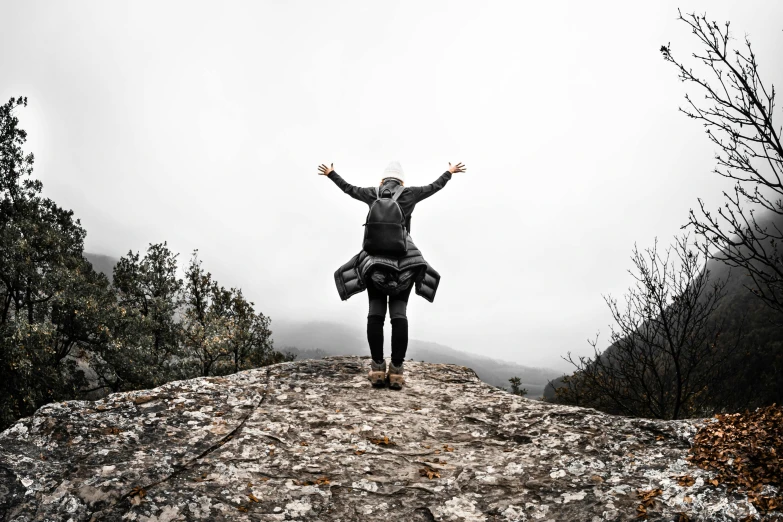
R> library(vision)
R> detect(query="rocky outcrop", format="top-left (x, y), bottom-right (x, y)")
top-left (0, 356), bottom-right (776, 521)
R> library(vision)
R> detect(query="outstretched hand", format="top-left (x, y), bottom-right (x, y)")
top-left (448, 162), bottom-right (466, 174)
top-left (318, 163), bottom-right (334, 176)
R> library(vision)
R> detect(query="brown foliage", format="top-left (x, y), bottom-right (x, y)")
top-left (636, 488), bottom-right (662, 517)
top-left (688, 405), bottom-right (783, 513)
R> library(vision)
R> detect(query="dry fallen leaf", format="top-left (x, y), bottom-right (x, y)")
top-left (676, 475), bottom-right (696, 487)
top-left (687, 404), bottom-right (783, 515)
top-left (419, 467), bottom-right (440, 480)
top-left (293, 476), bottom-right (330, 487)
top-left (368, 436), bottom-right (396, 446)
top-left (637, 488), bottom-right (663, 508)
top-left (193, 473), bottom-right (209, 483)
top-left (247, 494), bottom-right (259, 503)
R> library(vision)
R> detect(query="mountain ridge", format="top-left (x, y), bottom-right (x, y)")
top-left (544, 210), bottom-right (783, 406)
top-left (264, 318), bottom-right (559, 397)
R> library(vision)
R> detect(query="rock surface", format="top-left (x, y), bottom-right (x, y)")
top-left (0, 356), bottom-right (776, 521)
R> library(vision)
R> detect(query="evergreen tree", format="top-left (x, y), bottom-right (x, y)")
top-left (106, 242), bottom-right (185, 390)
top-left (182, 251), bottom-right (291, 377)
top-left (182, 251), bottom-right (226, 377)
top-left (508, 377), bottom-right (528, 396)
top-left (0, 96), bottom-right (109, 429)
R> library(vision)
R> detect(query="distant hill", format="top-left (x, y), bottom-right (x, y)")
top-left (545, 210), bottom-right (783, 407)
top-left (271, 318), bottom-right (560, 398)
top-left (84, 252), bottom-right (119, 282)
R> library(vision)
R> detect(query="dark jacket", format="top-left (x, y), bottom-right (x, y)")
top-left (326, 170), bottom-right (452, 234)
top-left (328, 170), bottom-right (451, 302)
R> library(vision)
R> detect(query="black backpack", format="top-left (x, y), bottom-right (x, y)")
top-left (362, 185), bottom-right (408, 255)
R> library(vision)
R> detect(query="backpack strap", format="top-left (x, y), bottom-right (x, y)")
top-left (391, 185), bottom-right (405, 202)
top-left (375, 186), bottom-right (381, 200)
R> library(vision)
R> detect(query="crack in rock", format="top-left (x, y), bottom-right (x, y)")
top-left (116, 367), bottom-right (272, 504)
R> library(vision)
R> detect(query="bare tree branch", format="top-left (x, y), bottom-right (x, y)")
top-left (557, 235), bottom-right (739, 420)
top-left (661, 11), bottom-right (783, 317)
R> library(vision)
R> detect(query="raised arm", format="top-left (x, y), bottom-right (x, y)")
top-left (318, 163), bottom-right (375, 204)
top-left (409, 162), bottom-right (466, 203)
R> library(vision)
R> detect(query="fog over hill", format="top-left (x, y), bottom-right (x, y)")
top-left (271, 318), bottom-right (559, 397)
top-left (544, 210), bottom-right (783, 404)
top-left (83, 253), bottom-right (559, 397)
top-left (84, 253), bottom-right (119, 282)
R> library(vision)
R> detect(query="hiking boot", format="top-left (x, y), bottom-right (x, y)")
top-left (387, 361), bottom-right (405, 390)
top-left (368, 359), bottom-right (386, 388)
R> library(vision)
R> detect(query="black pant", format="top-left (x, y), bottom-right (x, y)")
top-left (366, 281), bottom-right (412, 365)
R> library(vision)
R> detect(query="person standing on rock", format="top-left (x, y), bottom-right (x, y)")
top-left (318, 160), bottom-right (466, 390)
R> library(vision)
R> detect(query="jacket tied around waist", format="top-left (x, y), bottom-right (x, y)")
top-left (333, 234), bottom-right (441, 303)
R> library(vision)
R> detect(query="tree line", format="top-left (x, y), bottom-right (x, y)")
top-left (547, 11), bottom-right (783, 420)
top-left (0, 96), bottom-right (291, 432)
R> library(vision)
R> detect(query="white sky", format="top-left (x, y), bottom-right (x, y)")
top-left (3, 0), bottom-right (782, 371)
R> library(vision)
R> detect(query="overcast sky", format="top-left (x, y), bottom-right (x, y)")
top-left (3, 1), bottom-right (782, 370)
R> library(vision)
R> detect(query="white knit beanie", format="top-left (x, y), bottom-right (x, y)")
top-left (382, 161), bottom-right (405, 184)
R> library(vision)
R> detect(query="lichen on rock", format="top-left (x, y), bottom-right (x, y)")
top-left (0, 356), bottom-right (778, 521)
